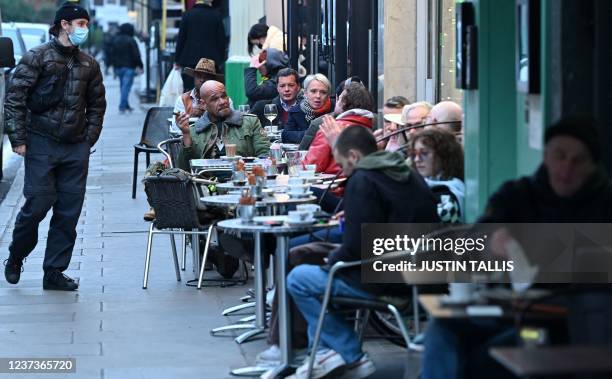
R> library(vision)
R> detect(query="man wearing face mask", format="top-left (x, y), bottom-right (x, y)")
top-left (3, 3), bottom-right (106, 291)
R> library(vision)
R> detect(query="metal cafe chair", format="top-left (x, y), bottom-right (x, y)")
top-left (142, 172), bottom-right (218, 289)
top-left (304, 225), bottom-right (470, 378)
top-left (132, 106), bottom-right (173, 199)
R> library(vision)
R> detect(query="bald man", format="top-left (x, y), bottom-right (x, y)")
top-left (426, 101), bottom-right (463, 133)
top-left (177, 80), bottom-right (270, 170)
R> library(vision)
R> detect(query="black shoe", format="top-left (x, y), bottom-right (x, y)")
top-left (43, 270), bottom-right (78, 291)
top-left (4, 257), bottom-right (24, 284)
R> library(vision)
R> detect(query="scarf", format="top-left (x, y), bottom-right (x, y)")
top-left (300, 97), bottom-right (332, 123)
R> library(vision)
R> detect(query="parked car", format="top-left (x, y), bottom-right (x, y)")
top-left (15, 22), bottom-right (50, 50)
top-left (1, 21), bottom-right (18, 181)
top-left (1, 23), bottom-right (26, 66)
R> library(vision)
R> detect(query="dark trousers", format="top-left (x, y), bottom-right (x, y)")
top-left (9, 133), bottom-right (90, 273)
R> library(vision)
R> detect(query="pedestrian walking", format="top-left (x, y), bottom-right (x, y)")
top-left (112, 23), bottom-right (143, 113)
top-left (3, 3), bottom-right (106, 291)
top-left (174, 0), bottom-right (227, 90)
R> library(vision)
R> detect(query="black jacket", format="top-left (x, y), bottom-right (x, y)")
top-left (252, 96), bottom-right (284, 128)
top-left (252, 95), bottom-right (302, 130)
top-left (327, 167), bottom-right (440, 291)
top-left (175, 4), bottom-right (226, 70)
top-left (285, 98), bottom-right (335, 146)
top-left (244, 68), bottom-right (277, 107)
top-left (5, 39), bottom-right (106, 147)
top-left (244, 48), bottom-right (289, 107)
top-left (479, 165), bottom-right (612, 223)
top-left (110, 24), bottom-right (143, 69)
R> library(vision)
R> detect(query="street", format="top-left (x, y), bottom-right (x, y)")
top-left (0, 75), bottom-right (412, 379)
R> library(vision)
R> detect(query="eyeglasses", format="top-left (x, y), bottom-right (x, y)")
top-left (411, 149), bottom-right (432, 161)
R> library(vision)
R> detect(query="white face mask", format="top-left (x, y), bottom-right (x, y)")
top-left (251, 45), bottom-right (262, 57)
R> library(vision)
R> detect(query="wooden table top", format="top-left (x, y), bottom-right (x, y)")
top-left (490, 346), bottom-right (612, 377)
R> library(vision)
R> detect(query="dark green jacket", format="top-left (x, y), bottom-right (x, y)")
top-left (178, 110), bottom-right (271, 170)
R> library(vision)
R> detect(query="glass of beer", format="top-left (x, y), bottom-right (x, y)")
top-left (226, 144), bottom-right (237, 157)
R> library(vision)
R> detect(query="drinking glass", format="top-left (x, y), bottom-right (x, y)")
top-left (264, 104), bottom-right (278, 130)
top-left (239, 104), bottom-right (250, 114)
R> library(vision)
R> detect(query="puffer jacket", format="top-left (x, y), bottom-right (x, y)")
top-left (303, 109), bottom-right (374, 175)
top-left (177, 110), bottom-right (271, 170)
top-left (4, 38), bottom-right (106, 147)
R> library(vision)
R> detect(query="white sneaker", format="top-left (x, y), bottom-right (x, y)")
top-left (339, 354), bottom-right (376, 379)
top-left (256, 345), bottom-right (281, 366)
top-left (256, 345), bottom-right (308, 366)
top-left (287, 349), bottom-right (347, 379)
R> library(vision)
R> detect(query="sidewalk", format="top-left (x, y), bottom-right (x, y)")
top-left (0, 76), bottom-right (415, 379)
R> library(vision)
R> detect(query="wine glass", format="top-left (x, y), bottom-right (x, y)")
top-left (238, 104), bottom-right (250, 114)
top-left (264, 104), bottom-right (278, 132)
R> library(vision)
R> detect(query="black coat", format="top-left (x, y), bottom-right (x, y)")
top-left (5, 39), bottom-right (106, 147)
top-left (175, 4), bottom-right (226, 70)
top-left (479, 165), bottom-right (612, 223)
top-left (282, 106), bottom-right (309, 144)
top-left (111, 30), bottom-right (143, 69)
top-left (283, 98), bottom-right (335, 145)
top-left (327, 168), bottom-right (440, 291)
top-left (252, 96), bottom-right (284, 128)
top-left (244, 68), bottom-right (278, 107)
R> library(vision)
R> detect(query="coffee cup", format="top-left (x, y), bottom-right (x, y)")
top-left (297, 204), bottom-right (321, 214)
top-left (288, 177), bottom-right (306, 186)
top-left (226, 144), bottom-right (237, 157)
top-left (288, 210), bottom-right (310, 223)
top-left (448, 283), bottom-right (475, 302)
top-left (288, 185), bottom-right (308, 195)
top-left (299, 169), bottom-right (316, 178)
top-left (237, 205), bottom-right (255, 223)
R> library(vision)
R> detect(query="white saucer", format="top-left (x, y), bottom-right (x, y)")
top-left (286, 218), bottom-right (316, 227)
top-left (288, 191), bottom-right (314, 198)
top-left (439, 294), bottom-right (479, 306)
top-left (220, 155), bottom-right (242, 161)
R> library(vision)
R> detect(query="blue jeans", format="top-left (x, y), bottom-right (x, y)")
top-left (115, 67), bottom-right (135, 110)
top-left (289, 226), bottom-right (343, 250)
top-left (287, 264), bottom-right (372, 364)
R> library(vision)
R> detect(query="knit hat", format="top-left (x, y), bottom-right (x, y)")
top-left (54, 3), bottom-right (90, 25)
top-left (545, 116), bottom-right (601, 162)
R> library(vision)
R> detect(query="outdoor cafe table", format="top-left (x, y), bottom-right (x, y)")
top-left (217, 217), bottom-right (339, 378)
top-left (215, 173), bottom-right (339, 193)
top-left (200, 194), bottom-right (317, 348)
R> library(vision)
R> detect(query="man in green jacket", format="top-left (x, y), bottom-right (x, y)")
top-left (177, 80), bottom-right (270, 170)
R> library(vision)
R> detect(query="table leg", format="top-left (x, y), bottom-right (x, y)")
top-left (253, 232), bottom-right (266, 330)
top-left (276, 235), bottom-right (292, 366)
top-left (232, 231), bottom-right (267, 344)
